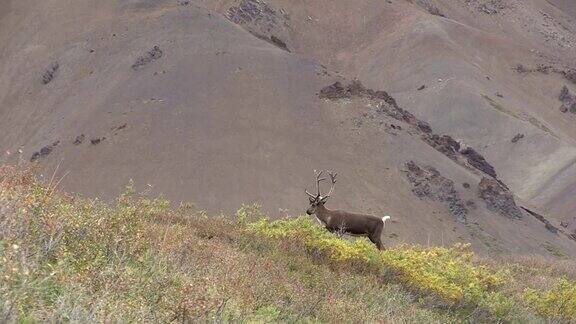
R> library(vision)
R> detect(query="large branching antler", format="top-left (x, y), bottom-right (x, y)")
top-left (305, 170), bottom-right (326, 199)
top-left (322, 171), bottom-right (337, 200)
top-left (305, 169), bottom-right (337, 201)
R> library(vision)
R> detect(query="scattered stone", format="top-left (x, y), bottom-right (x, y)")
top-left (113, 123), bottom-right (127, 131)
top-left (514, 64), bottom-right (528, 73)
top-left (561, 221), bottom-right (568, 228)
top-left (73, 134), bottom-right (85, 145)
top-left (90, 137), bottom-right (105, 145)
top-left (30, 141), bottom-right (60, 162)
top-left (178, 0), bottom-right (190, 5)
top-left (511, 133), bottom-right (524, 143)
top-left (496, 92), bottom-right (504, 98)
top-left (41, 62), bottom-right (59, 85)
top-left (478, 177), bottom-right (523, 219)
top-left (132, 46), bottom-right (163, 70)
top-left (353, 118), bottom-right (363, 128)
top-left (476, 0), bottom-right (508, 15)
top-left (417, 85), bottom-right (426, 90)
top-left (404, 161), bottom-right (468, 223)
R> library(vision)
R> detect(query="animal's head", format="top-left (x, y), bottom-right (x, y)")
top-left (306, 195), bottom-right (328, 215)
top-left (305, 170), bottom-right (337, 215)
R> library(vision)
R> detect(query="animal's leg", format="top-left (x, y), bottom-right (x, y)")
top-left (371, 223), bottom-right (385, 250)
top-left (368, 234), bottom-right (383, 250)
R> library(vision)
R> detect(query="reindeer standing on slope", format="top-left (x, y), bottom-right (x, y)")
top-left (305, 170), bottom-right (391, 250)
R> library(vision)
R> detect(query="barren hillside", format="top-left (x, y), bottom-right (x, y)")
top-left (1, 0), bottom-right (576, 257)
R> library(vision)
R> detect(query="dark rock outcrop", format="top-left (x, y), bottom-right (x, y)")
top-left (422, 134), bottom-right (460, 158)
top-left (30, 141), bottom-right (60, 162)
top-left (41, 62), bottom-right (59, 84)
top-left (414, 0), bottom-right (445, 17)
top-left (320, 80), bottom-right (499, 179)
top-left (90, 137), bottom-right (105, 145)
top-left (521, 207), bottom-right (558, 234)
top-left (227, 0), bottom-right (291, 52)
top-left (132, 46), bottom-right (163, 70)
top-left (269, 35), bottom-right (288, 51)
top-left (73, 134), bottom-right (85, 145)
top-left (404, 161), bottom-right (468, 223)
top-left (515, 64), bottom-right (576, 85)
top-left (562, 69), bottom-right (576, 85)
top-left (461, 147), bottom-right (497, 178)
top-left (561, 217), bottom-right (576, 241)
top-left (478, 177), bottom-right (523, 219)
top-left (558, 85), bottom-right (576, 114)
top-left (511, 133), bottom-right (524, 143)
top-left (227, 0), bottom-right (278, 27)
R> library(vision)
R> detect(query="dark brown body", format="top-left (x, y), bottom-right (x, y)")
top-left (310, 204), bottom-right (386, 249)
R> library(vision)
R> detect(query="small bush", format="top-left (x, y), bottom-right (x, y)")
top-left (524, 278), bottom-right (576, 321)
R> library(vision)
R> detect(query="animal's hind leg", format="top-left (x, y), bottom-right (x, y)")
top-left (370, 224), bottom-right (385, 250)
top-left (368, 234), bottom-right (383, 250)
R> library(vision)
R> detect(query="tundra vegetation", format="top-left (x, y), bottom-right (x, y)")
top-left (1, 166), bottom-right (575, 323)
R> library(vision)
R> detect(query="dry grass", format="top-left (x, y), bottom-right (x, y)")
top-left (1, 165), bottom-right (575, 323)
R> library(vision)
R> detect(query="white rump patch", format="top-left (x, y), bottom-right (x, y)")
top-left (382, 215), bottom-right (391, 225)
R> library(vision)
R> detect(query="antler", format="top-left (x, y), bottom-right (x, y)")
top-left (322, 171), bottom-right (337, 199)
top-left (305, 170), bottom-right (326, 199)
top-left (305, 170), bottom-right (337, 200)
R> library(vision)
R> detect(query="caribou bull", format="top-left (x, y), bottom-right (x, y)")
top-left (305, 170), bottom-right (391, 249)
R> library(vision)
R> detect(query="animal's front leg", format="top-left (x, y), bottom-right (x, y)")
top-left (325, 227), bottom-right (337, 234)
top-left (334, 225), bottom-right (347, 237)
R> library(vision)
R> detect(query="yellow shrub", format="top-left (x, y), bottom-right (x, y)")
top-left (247, 217), bottom-right (380, 263)
top-left (524, 278), bottom-right (576, 321)
top-left (248, 216), bottom-right (508, 310)
top-left (380, 244), bottom-right (506, 305)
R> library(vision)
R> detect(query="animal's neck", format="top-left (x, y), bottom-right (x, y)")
top-left (315, 204), bottom-right (330, 221)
